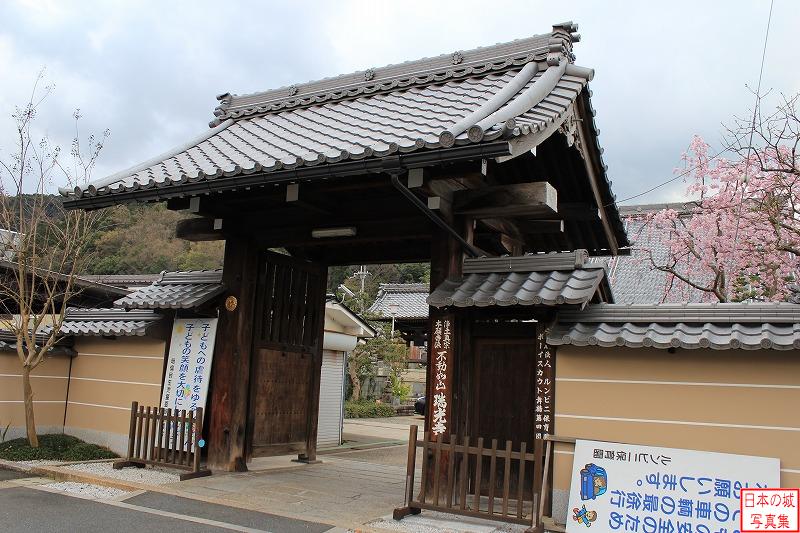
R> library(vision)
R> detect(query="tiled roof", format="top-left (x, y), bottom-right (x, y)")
top-left (114, 270), bottom-right (224, 309)
top-left (428, 252), bottom-right (611, 308)
top-left (59, 23), bottom-right (619, 236)
top-left (0, 329), bottom-right (53, 351)
top-left (79, 274), bottom-right (161, 289)
top-left (367, 283), bottom-right (429, 320)
top-left (589, 205), bottom-right (709, 304)
top-left (548, 303), bottom-right (800, 350)
top-left (428, 268), bottom-right (609, 308)
top-left (45, 308), bottom-right (164, 337)
top-left (0, 259), bottom-right (130, 299)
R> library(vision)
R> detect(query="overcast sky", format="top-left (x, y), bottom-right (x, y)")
top-left (1, 0), bottom-right (798, 204)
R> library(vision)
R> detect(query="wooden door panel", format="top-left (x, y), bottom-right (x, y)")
top-left (247, 250), bottom-right (326, 459)
top-left (473, 338), bottom-right (537, 497)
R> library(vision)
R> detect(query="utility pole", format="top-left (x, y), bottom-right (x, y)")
top-left (353, 265), bottom-right (370, 312)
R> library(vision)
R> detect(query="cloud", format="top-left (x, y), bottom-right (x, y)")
top-left (0, 0), bottom-right (797, 202)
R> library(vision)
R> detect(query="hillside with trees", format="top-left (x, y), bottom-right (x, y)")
top-left (9, 195), bottom-right (430, 301)
top-left (85, 203), bottom-right (225, 274)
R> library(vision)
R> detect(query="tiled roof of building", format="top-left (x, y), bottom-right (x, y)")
top-left (45, 308), bottom-right (164, 337)
top-left (114, 270), bottom-right (224, 310)
top-left (368, 283), bottom-right (429, 320)
top-left (548, 303), bottom-right (800, 350)
top-left (428, 252), bottom-right (611, 308)
top-left (594, 206), bottom-right (709, 304)
top-left (0, 329), bottom-right (53, 351)
top-left (79, 274), bottom-right (161, 289)
top-left (0, 259), bottom-right (130, 299)
top-left (59, 23), bottom-right (624, 248)
top-left (429, 268), bottom-right (609, 308)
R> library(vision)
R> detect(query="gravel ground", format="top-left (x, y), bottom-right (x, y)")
top-left (368, 511), bottom-right (528, 533)
top-left (64, 461), bottom-right (180, 485)
top-left (11, 459), bottom-right (65, 468)
top-left (42, 481), bottom-right (128, 499)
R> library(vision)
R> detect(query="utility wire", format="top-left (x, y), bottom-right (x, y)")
top-left (733, 0), bottom-right (774, 245)
top-left (610, 0), bottom-right (775, 208)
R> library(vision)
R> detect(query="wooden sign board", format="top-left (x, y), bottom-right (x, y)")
top-left (431, 315), bottom-right (454, 438)
top-left (535, 325), bottom-right (554, 440)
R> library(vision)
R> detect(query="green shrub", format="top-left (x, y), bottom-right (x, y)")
top-left (390, 376), bottom-right (412, 404)
top-left (0, 434), bottom-right (118, 461)
top-left (345, 400), bottom-right (396, 419)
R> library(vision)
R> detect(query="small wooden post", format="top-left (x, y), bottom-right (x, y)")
top-left (393, 425), bottom-right (422, 520)
top-left (488, 438), bottom-right (498, 516)
top-left (502, 440), bottom-right (512, 517)
top-left (474, 437), bottom-right (484, 511)
top-left (193, 407), bottom-right (203, 473)
top-left (446, 435), bottom-right (456, 508)
top-left (458, 435), bottom-right (469, 510)
top-left (126, 401), bottom-right (137, 458)
top-left (516, 441), bottom-right (527, 520)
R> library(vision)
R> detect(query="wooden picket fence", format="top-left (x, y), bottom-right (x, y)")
top-left (113, 401), bottom-right (211, 480)
top-left (394, 425), bottom-right (545, 529)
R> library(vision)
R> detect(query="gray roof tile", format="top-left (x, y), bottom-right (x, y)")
top-left (549, 303), bottom-right (800, 350)
top-left (46, 308), bottom-right (164, 337)
top-left (367, 283), bottom-right (429, 320)
top-left (79, 274), bottom-right (161, 289)
top-left (114, 270), bottom-right (224, 310)
top-left (429, 267), bottom-right (609, 308)
top-left (590, 210), bottom-right (709, 304)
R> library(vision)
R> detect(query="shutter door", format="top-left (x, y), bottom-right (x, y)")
top-left (317, 349), bottom-right (344, 448)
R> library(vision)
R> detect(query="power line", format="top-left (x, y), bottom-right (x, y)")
top-left (610, 137), bottom-right (745, 206)
top-left (733, 0), bottom-right (774, 244)
top-left (610, 0), bottom-right (775, 208)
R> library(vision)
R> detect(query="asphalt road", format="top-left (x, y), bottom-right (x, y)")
top-left (0, 481), bottom-right (335, 533)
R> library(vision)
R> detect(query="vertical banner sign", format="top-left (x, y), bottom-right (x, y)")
top-left (161, 318), bottom-right (218, 414)
top-left (566, 439), bottom-right (780, 533)
top-left (431, 315), bottom-right (453, 438)
top-left (535, 326), bottom-right (554, 440)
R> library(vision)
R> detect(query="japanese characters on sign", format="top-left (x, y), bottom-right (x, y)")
top-left (535, 328), bottom-right (554, 440)
top-left (431, 316), bottom-right (453, 438)
top-left (161, 318), bottom-right (218, 415)
top-left (566, 439), bottom-right (780, 533)
top-left (740, 488), bottom-right (799, 532)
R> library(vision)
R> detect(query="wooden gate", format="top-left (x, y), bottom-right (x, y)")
top-left (394, 425), bottom-right (544, 529)
top-left (246, 251), bottom-right (327, 459)
top-left (114, 401), bottom-right (211, 480)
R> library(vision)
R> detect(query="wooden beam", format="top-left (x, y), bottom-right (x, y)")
top-left (477, 218), bottom-right (525, 254)
top-left (559, 202), bottom-right (600, 221)
top-left (176, 217), bottom-right (224, 241)
top-left (515, 219), bottom-right (565, 234)
top-left (574, 96), bottom-right (619, 254)
top-left (318, 239), bottom-right (431, 265)
top-left (453, 182), bottom-right (557, 218)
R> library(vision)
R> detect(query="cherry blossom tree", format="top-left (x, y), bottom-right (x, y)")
top-left (644, 95), bottom-right (800, 302)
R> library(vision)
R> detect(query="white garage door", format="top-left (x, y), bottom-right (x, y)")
top-left (317, 349), bottom-right (345, 448)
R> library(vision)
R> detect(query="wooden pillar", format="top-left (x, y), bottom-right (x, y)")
top-left (424, 215), bottom-right (471, 497)
top-left (299, 264), bottom-right (328, 463)
top-left (426, 222), bottom-right (464, 437)
top-left (207, 236), bottom-right (259, 471)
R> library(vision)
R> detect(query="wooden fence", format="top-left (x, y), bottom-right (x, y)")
top-left (113, 401), bottom-right (211, 481)
top-left (394, 425), bottom-right (545, 529)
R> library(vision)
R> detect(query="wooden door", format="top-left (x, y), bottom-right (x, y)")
top-left (248, 251), bottom-right (327, 458)
top-left (472, 337), bottom-right (537, 496)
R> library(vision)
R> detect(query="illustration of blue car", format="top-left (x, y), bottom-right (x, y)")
top-left (580, 463), bottom-right (607, 500)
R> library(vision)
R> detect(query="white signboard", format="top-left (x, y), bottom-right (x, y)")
top-left (566, 439), bottom-right (780, 533)
top-left (160, 318), bottom-right (218, 414)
